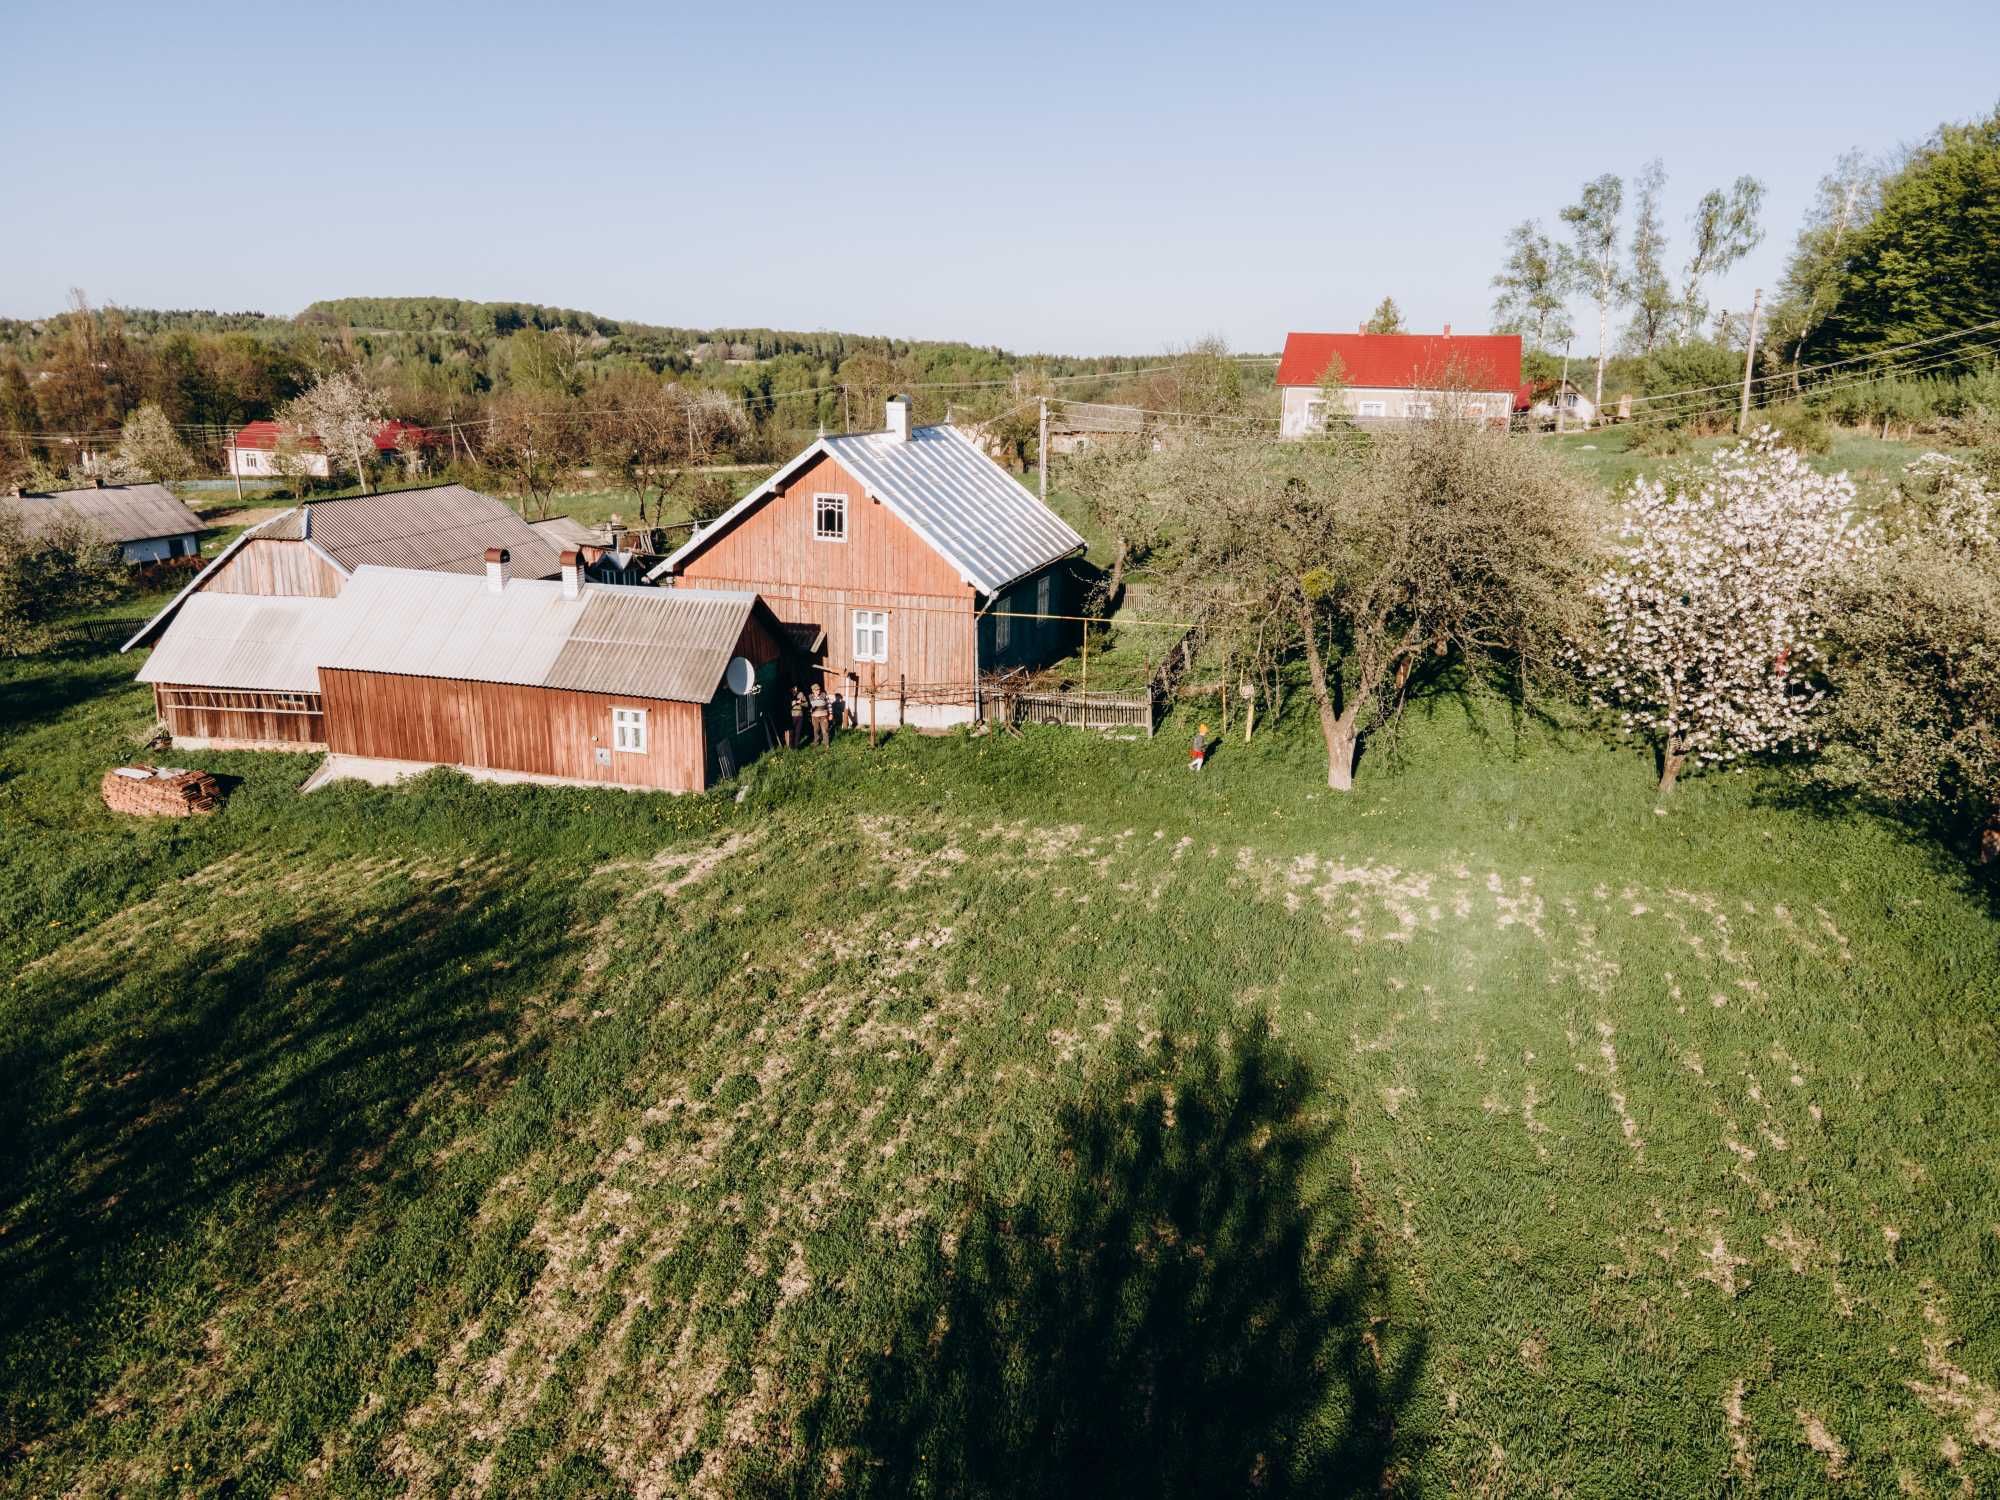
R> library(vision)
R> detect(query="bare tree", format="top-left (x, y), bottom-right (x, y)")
top-left (480, 392), bottom-right (585, 519)
top-left (1089, 415), bottom-right (1596, 789)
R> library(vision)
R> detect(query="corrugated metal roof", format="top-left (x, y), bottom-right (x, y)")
top-left (5, 483), bottom-right (203, 545)
top-left (529, 515), bottom-right (604, 547)
top-left (320, 566), bottom-right (762, 702)
top-left (135, 592), bottom-right (346, 692)
top-left (654, 424), bottom-right (1085, 596)
top-left (261, 485), bottom-right (565, 579)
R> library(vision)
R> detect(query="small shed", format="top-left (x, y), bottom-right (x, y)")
top-left (3, 483), bottom-right (204, 563)
top-left (135, 592), bottom-right (344, 747)
top-left (315, 554), bottom-right (794, 792)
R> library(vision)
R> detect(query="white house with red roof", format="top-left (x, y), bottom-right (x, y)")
top-left (1276, 328), bottom-right (1523, 438)
top-left (227, 419), bottom-right (437, 479)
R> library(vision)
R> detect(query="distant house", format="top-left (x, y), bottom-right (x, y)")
top-left (135, 592), bottom-right (342, 749)
top-left (1, 482), bottom-right (204, 563)
top-left (1514, 379), bottom-right (1598, 430)
top-left (311, 555), bottom-right (797, 793)
top-left (226, 418), bottom-right (439, 479)
top-left (529, 515), bottom-right (649, 584)
top-left (1276, 329), bottom-right (1523, 438)
top-left (123, 484), bottom-right (565, 651)
top-left (645, 398), bottom-right (1087, 727)
top-left (1047, 401), bottom-right (1152, 456)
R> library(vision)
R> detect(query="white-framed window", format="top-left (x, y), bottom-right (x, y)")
top-left (813, 492), bottom-right (847, 542)
top-left (1305, 399), bottom-right (1327, 429)
top-left (1406, 399), bottom-right (1434, 420)
top-left (1467, 402), bottom-right (1487, 417)
top-left (1356, 399), bottom-right (1386, 418)
top-left (612, 706), bottom-right (648, 753)
top-left (852, 608), bottom-right (888, 662)
top-left (995, 608), bottom-right (1011, 653)
top-left (734, 683), bottom-right (758, 732)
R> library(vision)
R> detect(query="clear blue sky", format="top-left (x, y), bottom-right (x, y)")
top-left (2, 1), bottom-right (1995, 356)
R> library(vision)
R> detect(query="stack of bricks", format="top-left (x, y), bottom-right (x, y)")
top-left (100, 766), bottom-right (224, 817)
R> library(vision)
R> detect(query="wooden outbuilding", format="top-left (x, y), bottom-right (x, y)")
top-left (646, 398), bottom-right (1086, 727)
top-left (312, 551), bottom-right (793, 793)
top-left (135, 592), bottom-right (343, 748)
top-left (122, 484), bottom-right (566, 652)
top-left (2, 482), bottom-right (204, 563)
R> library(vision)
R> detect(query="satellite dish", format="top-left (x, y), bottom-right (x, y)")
top-left (725, 656), bottom-right (756, 695)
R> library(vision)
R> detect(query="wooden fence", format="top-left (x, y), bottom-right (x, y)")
top-left (982, 679), bottom-right (1156, 735)
top-left (4, 615), bottom-right (149, 659)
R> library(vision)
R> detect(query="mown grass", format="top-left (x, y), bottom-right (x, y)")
top-left (2, 644), bottom-right (1998, 1496)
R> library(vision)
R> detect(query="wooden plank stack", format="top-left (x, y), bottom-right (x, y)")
top-left (100, 765), bottom-right (224, 817)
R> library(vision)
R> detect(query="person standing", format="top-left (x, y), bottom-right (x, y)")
top-left (789, 687), bottom-right (808, 748)
top-left (809, 683), bottom-right (831, 746)
top-left (1189, 722), bottom-right (1209, 772)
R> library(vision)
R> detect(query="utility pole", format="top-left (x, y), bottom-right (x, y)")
top-left (1038, 397), bottom-right (1048, 504)
top-left (1737, 287), bottom-right (1763, 434)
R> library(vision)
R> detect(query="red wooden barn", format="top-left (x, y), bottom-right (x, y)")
top-left (646, 398), bottom-right (1086, 727)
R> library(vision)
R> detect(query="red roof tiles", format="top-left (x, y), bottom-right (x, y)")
top-left (1277, 331), bottom-right (1522, 393)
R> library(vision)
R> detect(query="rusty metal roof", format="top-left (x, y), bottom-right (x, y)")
top-left (262, 485), bottom-right (564, 578)
top-left (5, 483), bottom-right (203, 545)
top-left (321, 566), bottom-right (765, 703)
top-left (654, 423), bottom-right (1085, 596)
top-left (134, 592), bottom-right (346, 692)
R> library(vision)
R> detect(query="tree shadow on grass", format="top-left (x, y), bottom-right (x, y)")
top-left (0, 867), bottom-right (564, 1463)
top-left (753, 1026), bottom-right (1427, 1497)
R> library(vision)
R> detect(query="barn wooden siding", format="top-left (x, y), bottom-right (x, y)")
top-left (676, 453), bottom-right (979, 693)
top-left (201, 539), bottom-right (346, 598)
top-left (321, 671), bottom-right (710, 791)
top-left (154, 684), bottom-right (326, 747)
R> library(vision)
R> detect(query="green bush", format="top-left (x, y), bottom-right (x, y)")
top-left (1763, 403), bottom-right (1833, 454)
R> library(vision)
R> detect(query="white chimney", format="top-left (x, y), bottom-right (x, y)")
top-left (560, 548), bottom-right (583, 599)
top-left (484, 546), bottom-right (510, 593)
top-left (885, 395), bottom-right (912, 443)
top-left (1442, 323), bottom-right (1452, 337)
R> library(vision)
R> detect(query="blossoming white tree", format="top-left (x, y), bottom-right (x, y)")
top-left (1577, 429), bottom-right (1873, 793)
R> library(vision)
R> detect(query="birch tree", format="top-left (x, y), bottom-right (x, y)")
top-left (1679, 176), bottom-right (1766, 340)
top-left (1574, 430), bottom-right (1871, 794)
top-left (1491, 220), bottom-right (1573, 351)
top-left (1558, 174), bottom-right (1624, 418)
top-left (1623, 160), bottom-right (1675, 354)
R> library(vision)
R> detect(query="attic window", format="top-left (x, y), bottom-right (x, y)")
top-left (813, 492), bottom-right (847, 542)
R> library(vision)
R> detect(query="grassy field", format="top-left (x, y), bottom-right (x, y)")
top-left (1546, 423), bottom-right (1946, 501)
top-left (3, 638), bottom-right (1998, 1497)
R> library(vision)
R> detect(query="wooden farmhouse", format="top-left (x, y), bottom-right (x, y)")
top-left (124, 484), bottom-right (562, 647)
top-left (3, 482), bottom-right (204, 563)
top-left (646, 398), bottom-right (1087, 726)
top-left (308, 551), bottom-right (796, 793)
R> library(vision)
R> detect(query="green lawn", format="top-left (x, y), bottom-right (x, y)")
top-left (2, 637), bottom-right (1998, 1496)
top-left (1549, 423), bottom-right (1951, 502)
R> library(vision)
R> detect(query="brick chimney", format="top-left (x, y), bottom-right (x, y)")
top-left (484, 546), bottom-right (510, 593)
top-left (885, 395), bottom-right (912, 443)
top-left (560, 549), bottom-right (582, 599)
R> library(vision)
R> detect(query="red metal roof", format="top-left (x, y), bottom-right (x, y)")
top-left (231, 418), bottom-right (435, 452)
top-left (1277, 331), bottom-right (1522, 393)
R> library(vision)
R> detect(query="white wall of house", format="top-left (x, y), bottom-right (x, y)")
top-left (1280, 384), bottom-right (1514, 438)
top-left (229, 446), bottom-right (329, 479)
top-left (119, 534), bottom-right (199, 563)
